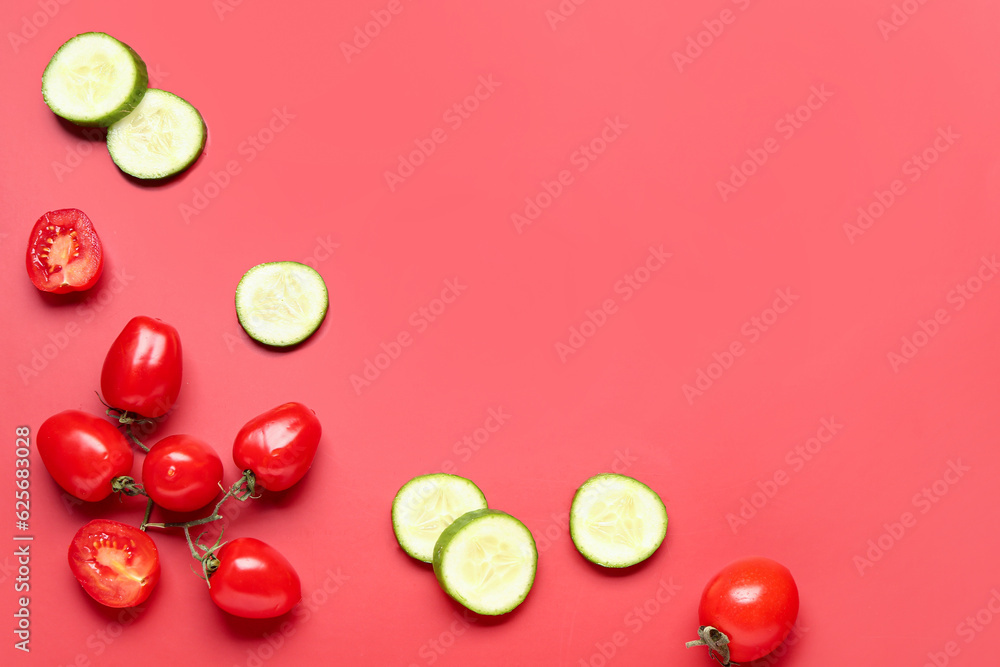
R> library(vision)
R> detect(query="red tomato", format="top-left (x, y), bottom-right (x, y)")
top-left (690, 556), bottom-right (799, 664)
top-left (25, 208), bottom-right (103, 293)
top-left (208, 537), bottom-right (301, 618)
top-left (142, 435), bottom-right (224, 513)
top-left (68, 519), bottom-right (160, 608)
top-left (101, 316), bottom-right (182, 418)
top-left (37, 410), bottom-right (134, 502)
top-left (233, 402), bottom-right (321, 492)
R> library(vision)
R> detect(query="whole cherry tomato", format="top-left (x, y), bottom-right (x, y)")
top-left (68, 519), bottom-right (160, 608)
top-left (208, 537), bottom-right (301, 618)
top-left (142, 435), bottom-right (224, 513)
top-left (37, 410), bottom-right (134, 502)
top-left (232, 402), bottom-right (321, 492)
top-left (687, 556), bottom-right (799, 665)
top-left (101, 316), bottom-right (182, 418)
top-left (25, 208), bottom-right (103, 293)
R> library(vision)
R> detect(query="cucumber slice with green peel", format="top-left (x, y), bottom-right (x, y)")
top-left (235, 262), bottom-right (329, 347)
top-left (569, 473), bottom-right (668, 568)
top-left (106, 89), bottom-right (206, 179)
top-left (433, 509), bottom-right (537, 616)
top-left (42, 32), bottom-right (148, 127)
top-left (392, 474), bottom-right (488, 563)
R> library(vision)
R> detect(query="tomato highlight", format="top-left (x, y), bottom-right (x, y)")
top-left (232, 402), bottom-right (321, 492)
top-left (142, 435), bottom-right (224, 513)
top-left (101, 316), bottom-right (183, 418)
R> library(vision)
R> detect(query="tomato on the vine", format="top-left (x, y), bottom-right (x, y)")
top-left (233, 402), bottom-right (321, 492)
top-left (142, 435), bottom-right (224, 513)
top-left (68, 519), bottom-right (160, 608)
top-left (687, 556), bottom-right (799, 665)
top-left (208, 537), bottom-right (301, 618)
top-left (26, 208), bottom-right (104, 293)
top-left (101, 316), bottom-right (182, 418)
top-left (37, 410), bottom-right (134, 502)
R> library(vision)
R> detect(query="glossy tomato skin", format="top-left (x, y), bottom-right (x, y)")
top-left (233, 402), bottom-right (321, 492)
top-left (37, 410), bottom-right (134, 502)
top-left (209, 538), bottom-right (301, 618)
top-left (101, 316), bottom-right (182, 418)
top-left (142, 435), bottom-right (224, 512)
top-left (698, 556), bottom-right (799, 663)
top-left (26, 208), bottom-right (104, 293)
top-left (69, 519), bottom-right (160, 608)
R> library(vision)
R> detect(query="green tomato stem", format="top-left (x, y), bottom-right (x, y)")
top-left (686, 626), bottom-right (735, 666)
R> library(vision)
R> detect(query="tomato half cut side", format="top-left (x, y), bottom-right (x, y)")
top-left (68, 519), bottom-right (160, 608)
top-left (26, 208), bottom-right (104, 293)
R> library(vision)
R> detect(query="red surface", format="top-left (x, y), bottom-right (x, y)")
top-left (2, 1), bottom-right (999, 665)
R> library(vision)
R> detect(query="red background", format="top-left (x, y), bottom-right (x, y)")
top-left (2, 1), bottom-right (1000, 665)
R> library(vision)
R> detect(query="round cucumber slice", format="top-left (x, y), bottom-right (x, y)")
top-left (392, 474), bottom-right (488, 563)
top-left (106, 88), bottom-right (206, 179)
top-left (569, 473), bottom-right (667, 568)
top-left (433, 509), bottom-right (537, 616)
top-left (42, 32), bottom-right (148, 127)
top-left (235, 262), bottom-right (329, 347)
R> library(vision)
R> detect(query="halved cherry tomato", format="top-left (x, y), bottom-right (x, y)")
top-left (26, 208), bottom-right (103, 293)
top-left (68, 519), bottom-right (160, 608)
top-left (232, 402), bottom-right (321, 492)
top-left (208, 537), bottom-right (301, 618)
top-left (688, 556), bottom-right (799, 665)
top-left (37, 410), bottom-right (134, 502)
top-left (142, 435), bottom-right (224, 513)
top-left (101, 316), bottom-right (182, 418)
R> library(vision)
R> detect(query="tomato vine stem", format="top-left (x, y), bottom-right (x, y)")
top-left (686, 626), bottom-right (737, 666)
top-left (96, 392), bottom-right (156, 452)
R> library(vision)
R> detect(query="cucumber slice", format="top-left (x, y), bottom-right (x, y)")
top-left (42, 32), bottom-right (148, 127)
top-left (433, 509), bottom-right (537, 616)
top-left (392, 474), bottom-right (488, 563)
top-left (569, 473), bottom-right (667, 568)
top-left (235, 262), bottom-right (329, 347)
top-left (106, 89), bottom-right (206, 179)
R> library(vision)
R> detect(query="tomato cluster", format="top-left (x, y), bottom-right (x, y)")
top-left (38, 317), bottom-right (321, 618)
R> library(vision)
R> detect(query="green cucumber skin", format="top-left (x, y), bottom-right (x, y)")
top-left (569, 474), bottom-right (668, 568)
top-left (391, 474), bottom-right (488, 563)
top-left (234, 262), bottom-right (328, 346)
top-left (432, 509), bottom-right (538, 616)
top-left (107, 89), bottom-right (207, 180)
top-left (42, 32), bottom-right (149, 127)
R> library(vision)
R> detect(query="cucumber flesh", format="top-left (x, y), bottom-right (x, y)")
top-left (106, 89), bottom-right (206, 179)
top-left (570, 473), bottom-right (667, 568)
top-left (235, 262), bottom-right (328, 347)
top-left (433, 509), bottom-right (537, 616)
top-left (42, 32), bottom-right (148, 127)
top-left (392, 474), bottom-right (488, 563)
